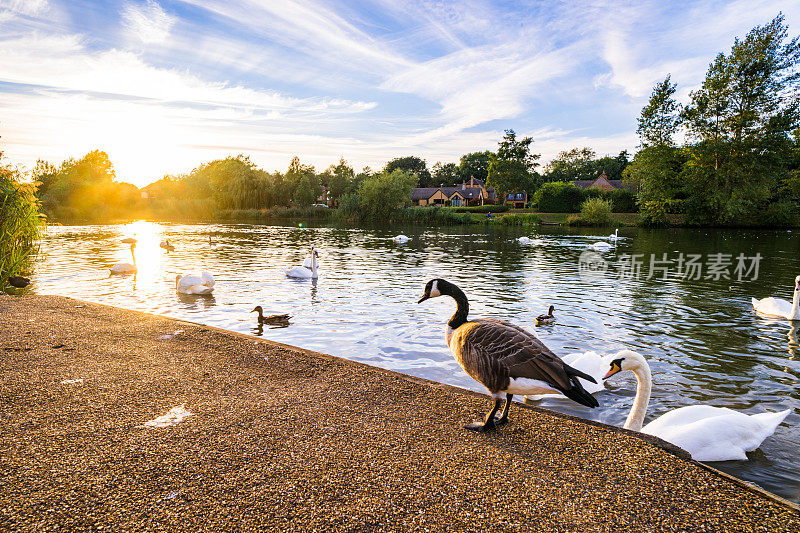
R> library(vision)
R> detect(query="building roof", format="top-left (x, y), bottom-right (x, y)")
top-left (410, 186), bottom-right (486, 200)
top-left (573, 172), bottom-right (636, 192)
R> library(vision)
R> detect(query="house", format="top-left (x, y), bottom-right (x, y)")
top-left (573, 171), bottom-right (635, 192)
top-left (504, 191), bottom-right (528, 209)
top-left (410, 176), bottom-right (497, 207)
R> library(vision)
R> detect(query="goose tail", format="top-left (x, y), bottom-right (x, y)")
top-left (563, 363), bottom-right (597, 384)
top-left (562, 381), bottom-right (600, 408)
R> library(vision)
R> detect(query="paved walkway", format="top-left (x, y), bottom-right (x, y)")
top-left (1, 295), bottom-right (798, 531)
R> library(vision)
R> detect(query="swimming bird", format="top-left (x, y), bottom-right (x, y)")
top-left (417, 279), bottom-right (599, 432)
top-left (7, 275), bottom-right (30, 288)
top-left (251, 306), bottom-right (291, 326)
top-left (160, 239), bottom-right (175, 252)
top-left (393, 234), bottom-right (410, 243)
top-left (121, 237), bottom-right (137, 244)
top-left (110, 243), bottom-right (137, 274)
top-left (517, 236), bottom-right (532, 245)
top-left (284, 247), bottom-right (319, 279)
top-left (603, 350), bottom-right (791, 461)
top-left (303, 250), bottom-right (321, 269)
top-left (176, 271), bottom-right (215, 295)
top-left (751, 275), bottom-right (800, 320)
top-left (608, 228), bottom-right (619, 241)
top-left (591, 240), bottom-right (614, 251)
top-left (535, 305), bottom-right (555, 325)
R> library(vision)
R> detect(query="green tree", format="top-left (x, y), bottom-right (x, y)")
top-left (358, 169), bottom-right (418, 221)
top-left (638, 75), bottom-right (681, 147)
top-left (1, 147), bottom-right (43, 286)
top-left (326, 158), bottom-right (355, 203)
top-left (432, 162), bottom-right (459, 185)
top-left (385, 156), bottom-right (432, 187)
top-left (293, 176), bottom-right (316, 206)
top-left (458, 151), bottom-right (492, 182)
top-left (487, 129), bottom-right (541, 200)
top-left (543, 147), bottom-right (597, 182)
top-left (680, 14), bottom-right (800, 224)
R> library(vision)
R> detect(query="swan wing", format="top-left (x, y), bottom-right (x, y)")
top-left (284, 266), bottom-right (312, 278)
top-left (752, 297), bottom-right (792, 318)
top-left (200, 271), bottom-right (215, 287)
top-left (177, 274), bottom-right (203, 289)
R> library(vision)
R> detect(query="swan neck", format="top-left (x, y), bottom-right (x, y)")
top-left (624, 364), bottom-right (651, 431)
top-left (792, 286), bottom-right (800, 318)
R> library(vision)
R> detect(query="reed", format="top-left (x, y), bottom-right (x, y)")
top-left (1, 169), bottom-right (44, 287)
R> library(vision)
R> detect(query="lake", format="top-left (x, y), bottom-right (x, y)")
top-left (24, 220), bottom-right (800, 502)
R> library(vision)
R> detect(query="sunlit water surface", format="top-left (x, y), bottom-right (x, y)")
top-left (24, 221), bottom-right (800, 502)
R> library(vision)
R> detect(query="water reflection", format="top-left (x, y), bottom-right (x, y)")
top-left (29, 221), bottom-right (800, 502)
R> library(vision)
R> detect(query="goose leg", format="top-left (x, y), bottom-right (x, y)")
top-left (495, 394), bottom-right (513, 426)
top-left (465, 398), bottom-right (503, 432)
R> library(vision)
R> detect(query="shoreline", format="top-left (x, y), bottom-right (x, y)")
top-left (1, 294), bottom-right (798, 531)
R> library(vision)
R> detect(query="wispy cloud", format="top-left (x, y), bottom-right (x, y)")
top-left (121, 0), bottom-right (176, 44)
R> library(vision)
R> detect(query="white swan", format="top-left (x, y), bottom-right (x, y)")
top-left (525, 350), bottom-right (611, 401)
top-left (110, 243), bottom-right (137, 275)
top-left (176, 271), bottom-right (215, 295)
top-left (284, 247), bottom-right (319, 279)
top-left (393, 234), bottom-right (410, 243)
top-left (517, 236), bottom-right (532, 245)
top-left (603, 350), bottom-right (791, 461)
top-left (591, 240), bottom-right (614, 251)
top-left (302, 251), bottom-right (321, 269)
top-left (608, 228), bottom-right (619, 241)
top-left (751, 276), bottom-right (800, 320)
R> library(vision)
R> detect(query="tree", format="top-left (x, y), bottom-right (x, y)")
top-left (326, 158), bottom-right (355, 203)
top-left (458, 151), bottom-right (492, 182)
top-left (543, 147), bottom-right (596, 182)
top-left (285, 156), bottom-right (320, 202)
top-left (385, 156), bottom-right (432, 187)
top-left (487, 129), bottom-right (541, 199)
top-left (680, 14), bottom-right (800, 224)
top-left (357, 169), bottom-right (418, 221)
top-left (431, 162), bottom-right (459, 185)
top-left (638, 75), bottom-right (680, 147)
top-left (293, 176), bottom-right (316, 206)
top-left (625, 76), bottom-right (685, 225)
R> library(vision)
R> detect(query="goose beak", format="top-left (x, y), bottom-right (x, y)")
top-left (417, 294), bottom-right (430, 304)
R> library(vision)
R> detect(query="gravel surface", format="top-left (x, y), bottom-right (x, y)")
top-left (1, 294), bottom-right (798, 532)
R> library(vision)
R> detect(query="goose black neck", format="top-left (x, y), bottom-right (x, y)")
top-left (440, 280), bottom-right (469, 329)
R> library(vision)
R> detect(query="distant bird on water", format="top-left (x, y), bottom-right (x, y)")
top-left (535, 305), bottom-right (555, 326)
top-left (121, 237), bottom-right (137, 244)
top-left (175, 271), bottom-right (215, 295)
top-left (251, 306), bottom-right (291, 326)
top-left (110, 243), bottom-right (137, 275)
top-left (417, 279), bottom-right (598, 432)
top-left (160, 240), bottom-right (175, 252)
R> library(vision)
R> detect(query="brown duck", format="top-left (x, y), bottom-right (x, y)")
top-left (251, 306), bottom-right (291, 326)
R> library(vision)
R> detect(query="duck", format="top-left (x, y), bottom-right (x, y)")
top-left (417, 279), bottom-right (598, 432)
top-left (535, 305), bottom-right (555, 325)
top-left (393, 234), bottom-right (410, 243)
top-left (176, 271), bottom-right (215, 295)
top-left (110, 243), bottom-right (137, 274)
top-left (284, 247), bottom-right (319, 279)
top-left (160, 239), bottom-right (175, 252)
top-left (251, 306), bottom-right (291, 326)
top-left (7, 275), bottom-right (30, 288)
top-left (751, 276), bottom-right (800, 320)
top-left (603, 350), bottom-right (791, 461)
top-left (208, 235), bottom-right (217, 248)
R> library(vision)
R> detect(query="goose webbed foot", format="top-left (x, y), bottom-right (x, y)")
top-left (464, 419), bottom-right (497, 432)
top-left (465, 395), bottom-right (511, 432)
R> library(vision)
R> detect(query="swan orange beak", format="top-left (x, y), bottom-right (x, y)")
top-left (603, 362), bottom-right (622, 380)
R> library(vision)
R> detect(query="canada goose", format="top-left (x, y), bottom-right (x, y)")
top-left (176, 271), bottom-right (215, 295)
top-left (535, 305), bottom-right (555, 325)
top-left (111, 243), bottom-right (137, 274)
top-left (7, 275), bottom-right (30, 288)
top-left (603, 351), bottom-right (791, 461)
top-left (751, 275), bottom-right (800, 320)
top-left (417, 279), bottom-right (599, 432)
top-left (251, 306), bottom-right (291, 326)
top-left (284, 247), bottom-right (318, 279)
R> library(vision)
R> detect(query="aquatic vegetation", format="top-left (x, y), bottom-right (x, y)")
top-left (0, 163), bottom-right (44, 287)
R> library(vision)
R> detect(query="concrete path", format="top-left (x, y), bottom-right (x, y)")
top-left (1, 295), bottom-right (798, 532)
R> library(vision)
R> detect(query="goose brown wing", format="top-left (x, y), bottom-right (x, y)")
top-left (466, 319), bottom-right (573, 390)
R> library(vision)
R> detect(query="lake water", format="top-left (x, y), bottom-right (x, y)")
top-left (23, 221), bottom-right (800, 502)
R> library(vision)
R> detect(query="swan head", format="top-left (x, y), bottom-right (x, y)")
top-left (795, 275), bottom-right (800, 291)
top-left (602, 350), bottom-right (648, 379)
top-left (417, 279), bottom-right (447, 303)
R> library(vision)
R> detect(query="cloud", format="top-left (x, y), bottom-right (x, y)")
top-left (0, 0), bottom-right (48, 17)
top-left (121, 0), bottom-right (175, 44)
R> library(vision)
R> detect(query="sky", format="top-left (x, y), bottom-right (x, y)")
top-left (0, 0), bottom-right (798, 187)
